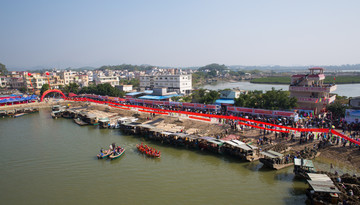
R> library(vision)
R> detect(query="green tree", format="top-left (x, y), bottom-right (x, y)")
top-left (19, 87), bottom-right (27, 93)
top-left (327, 101), bottom-right (348, 118)
top-left (0, 63), bottom-right (8, 75)
top-left (234, 88), bottom-right (297, 110)
top-left (202, 90), bottom-right (220, 104)
top-left (191, 89), bottom-right (207, 103)
top-left (180, 95), bottom-right (192, 102)
top-left (171, 96), bottom-right (182, 102)
top-left (119, 78), bottom-right (140, 88)
top-left (79, 83), bottom-right (125, 97)
top-left (40, 84), bottom-right (50, 96)
top-left (63, 83), bottom-right (80, 94)
top-left (189, 89), bottom-right (220, 104)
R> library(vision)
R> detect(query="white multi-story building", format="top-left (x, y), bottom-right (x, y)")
top-left (25, 74), bottom-right (47, 89)
top-left (116, 85), bottom-right (133, 92)
top-left (93, 75), bottom-right (119, 87)
top-left (0, 76), bottom-right (7, 88)
top-left (87, 71), bottom-right (93, 82)
top-left (140, 74), bottom-right (192, 94)
top-left (60, 71), bottom-right (76, 85)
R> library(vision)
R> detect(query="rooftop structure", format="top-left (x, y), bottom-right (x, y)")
top-left (289, 68), bottom-right (337, 114)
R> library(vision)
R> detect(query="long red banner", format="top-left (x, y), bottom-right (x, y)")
top-left (65, 97), bottom-right (360, 145)
top-left (331, 130), bottom-right (360, 146)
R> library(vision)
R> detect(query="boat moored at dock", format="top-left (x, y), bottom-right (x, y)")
top-left (294, 158), bottom-right (316, 179)
top-left (259, 150), bottom-right (294, 170)
top-left (74, 118), bottom-right (88, 126)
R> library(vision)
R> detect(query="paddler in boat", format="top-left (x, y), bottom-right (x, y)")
top-left (116, 146), bottom-right (122, 153)
top-left (110, 143), bottom-right (116, 151)
top-left (113, 148), bottom-right (118, 156)
top-left (100, 148), bottom-right (105, 157)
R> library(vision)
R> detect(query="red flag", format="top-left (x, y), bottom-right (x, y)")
top-left (27, 72), bottom-right (32, 76)
top-left (46, 72), bottom-right (50, 76)
top-left (334, 76), bottom-right (336, 81)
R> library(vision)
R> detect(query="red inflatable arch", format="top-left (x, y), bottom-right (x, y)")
top-left (40, 89), bottom-right (66, 102)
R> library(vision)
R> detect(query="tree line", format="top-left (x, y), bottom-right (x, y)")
top-left (41, 83), bottom-right (125, 97)
top-left (0, 63), bottom-right (8, 75)
top-left (172, 88), bottom-right (297, 110)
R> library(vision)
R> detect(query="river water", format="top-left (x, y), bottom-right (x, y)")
top-left (0, 110), bottom-right (357, 205)
top-left (202, 81), bottom-right (360, 97)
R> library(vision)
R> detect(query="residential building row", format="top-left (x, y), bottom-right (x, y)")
top-left (0, 67), bottom-right (194, 95)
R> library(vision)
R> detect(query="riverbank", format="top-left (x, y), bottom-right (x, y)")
top-left (59, 101), bottom-right (360, 172)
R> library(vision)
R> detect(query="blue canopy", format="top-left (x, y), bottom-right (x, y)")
top-left (215, 99), bottom-right (235, 105)
top-left (138, 94), bottom-right (181, 100)
top-left (0, 95), bottom-right (37, 103)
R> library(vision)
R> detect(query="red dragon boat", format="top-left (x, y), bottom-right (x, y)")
top-left (136, 143), bottom-right (161, 158)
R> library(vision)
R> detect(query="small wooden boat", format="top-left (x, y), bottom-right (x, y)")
top-left (259, 150), bottom-right (293, 170)
top-left (293, 158), bottom-right (316, 179)
top-left (14, 113), bottom-right (27, 118)
top-left (97, 149), bottom-right (112, 159)
top-left (51, 111), bottom-right (62, 119)
top-left (74, 118), bottom-right (88, 126)
top-left (109, 148), bottom-right (125, 160)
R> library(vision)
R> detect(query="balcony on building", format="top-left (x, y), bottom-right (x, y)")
top-left (293, 94), bottom-right (336, 105)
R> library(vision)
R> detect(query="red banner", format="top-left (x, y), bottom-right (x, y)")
top-left (331, 130), bottom-right (360, 146)
top-left (254, 109), bottom-right (273, 115)
top-left (273, 111), bottom-right (294, 117)
top-left (194, 104), bottom-right (204, 109)
top-left (189, 116), bottom-right (211, 121)
top-left (238, 121), bottom-right (290, 133)
top-left (183, 103), bottom-right (195, 108)
top-left (153, 101), bottom-right (164, 105)
top-left (143, 100), bottom-right (153, 104)
top-left (236, 107), bottom-right (253, 113)
top-left (227, 106), bottom-right (236, 111)
top-left (206, 105), bottom-right (218, 109)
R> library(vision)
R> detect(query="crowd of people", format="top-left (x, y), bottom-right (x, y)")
top-left (74, 96), bottom-right (360, 149)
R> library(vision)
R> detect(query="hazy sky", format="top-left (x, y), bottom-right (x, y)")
top-left (1, 0), bottom-right (360, 69)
